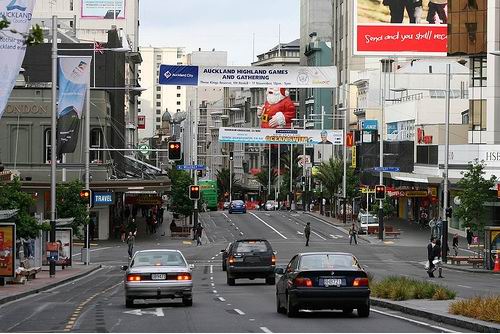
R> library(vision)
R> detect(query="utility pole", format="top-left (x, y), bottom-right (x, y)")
top-left (378, 59), bottom-right (388, 241)
top-left (302, 114), bottom-right (307, 211)
top-left (49, 15), bottom-right (58, 277)
top-left (442, 64), bottom-right (451, 263)
top-left (342, 106), bottom-right (347, 225)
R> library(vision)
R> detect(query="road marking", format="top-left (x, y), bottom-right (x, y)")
top-left (72, 246), bottom-right (114, 257)
top-left (311, 230), bottom-right (327, 240)
top-left (210, 276), bottom-right (214, 280)
top-left (218, 297), bottom-right (226, 302)
top-left (211, 283), bottom-right (215, 287)
top-left (234, 309), bottom-right (245, 315)
top-left (260, 327), bottom-right (272, 333)
top-left (182, 241), bottom-right (192, 245)
top-left (372, 308), bottom-right (456, 333)
top-left (213, 290), bottom-right (217, 294)
top-left (124, 308), bottom-right (165, 317)
top-left (210, 265), bottom-right (213, 274)
top-left (250, 212), bottom-right (287, 239)
top-left (239, 232), bottom-right (244, 235)
top-left (330, 234), bottom-right (338, 239)
top-left (457, 284), bottom-right (472, 289)
top-left (222, 213), bottom-right (229, 219)
top-left (211, 256), bottom-right (215, 260)
top-left (297, 231), bottom-right (303, 235)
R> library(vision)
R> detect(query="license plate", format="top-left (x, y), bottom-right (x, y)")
top-left (151, 274), bottom-right (166, 280)
top-left (322, 278), bottom-right (344, 287)
top-left (233, 258), bottom-right (243, 262)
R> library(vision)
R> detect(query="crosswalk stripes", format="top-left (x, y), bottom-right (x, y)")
top-left (329, 234), bottom-right (344, 239)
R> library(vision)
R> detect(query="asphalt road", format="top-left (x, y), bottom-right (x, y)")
top-left (0, 210), bottom-right (481, 333)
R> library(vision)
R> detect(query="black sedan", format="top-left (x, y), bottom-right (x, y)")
top-left (275, 252), bottom-right (370, 318)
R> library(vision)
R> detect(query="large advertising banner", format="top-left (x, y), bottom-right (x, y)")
top-left (219, 127), bottom-right (343, 146)
top-left (0, 0), bottom-right (36, 120)
top-left (159, 65), bottom-right (337, 88)
top-left (0, 223), bottom-right (15, 278)
top-left (81, 0), bottom-right (125, 19)
top-left (57, 56), bottom-right (92, 154)
top-left (42, 228), bottom-right (72, 266)
top-left (355, 0), bottom-right (447, 56)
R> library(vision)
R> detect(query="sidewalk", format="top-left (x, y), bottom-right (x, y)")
top-left (0, 264), bottom-right (101, 306)
top-left (371, 297), bottom-right (500, 332)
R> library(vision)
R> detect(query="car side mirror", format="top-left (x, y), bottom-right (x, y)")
top-left (275, 267), bottom-right (285, 275)
top-left (189, 264), bottom-right (195, 269)
top-left (120, 265), bottom-right (128, 271)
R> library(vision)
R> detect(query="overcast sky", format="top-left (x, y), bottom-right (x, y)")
top-left (139, 0), bottom-right (300, 66)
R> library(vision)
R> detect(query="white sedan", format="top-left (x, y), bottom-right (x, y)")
top-left (357, 213), bottom-right (379, 233)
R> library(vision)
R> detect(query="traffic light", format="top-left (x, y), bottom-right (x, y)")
top-left (301, 176), bottom-right (306, 184)
top-left (168, 141), bottom-right (182, 161)
top-left (229, 152), bottom-right (234, 161)
top-left (197, 170), bottom-right (203, 177)
top-left (80, 189), bottom-right (92, 207)
top-left (189, 185), bottom-right (200, 200)
top-left (374, 185), bottom-right (386, 200)
top-left (445, 207), bottom-right (453, 218)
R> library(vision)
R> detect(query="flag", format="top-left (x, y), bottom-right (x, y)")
top-left (0, 0), bottom-right (36, 120)
top-left (94, 41), bottom-right (105, 55)
top-left (57, 56), bottom-right (92, 154)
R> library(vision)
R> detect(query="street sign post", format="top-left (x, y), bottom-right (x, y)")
top-left (371, 167), bottom-right (400, 172)
top-left (176, 165), bottom-right (206, 171)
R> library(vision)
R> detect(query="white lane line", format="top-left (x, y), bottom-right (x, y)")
top-left (250, 212), bottom-right (287, 239)
top-left (72, 246), bottom-right (113, 257)
top-left (372, 308), bottom-right (456, 333)
top-left (211, 256), bottom-right (215, 260)
top-left (210, 276), bottom-right (214, 280)
top-left (311, 230), bottom-right (327, 240)
top-left (297, 231), bottom-right (303, 235)
top-left (330, 234), bottom-right (338, 239)
top-left (222, 213), bottom-right (229, 219)
top-left (260, 327), bottom-right (272, 333)
top-left (457, 284), bottom-right (472, 289)
top-left (211, 283), bottom-right (215, 287)
top-left (234, 309), bottom-right (245, 315)
top-left (218, 297), bottom-right (226, 302)
top-left (210, 265), bottom-right (213, 274)
top-left (213, 290), bottom-right (217, 294)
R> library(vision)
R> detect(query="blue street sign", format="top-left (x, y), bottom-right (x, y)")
top-left (159, 65), bottom-right (199, 86)
top-left (93, 192), bottom-right (114, 205)
top-left (176, 165), bottom-right (206, 171)
top-left (372, 167), bottom-right (400, 172)
top-left (361, 119), bottom-right (378, 131)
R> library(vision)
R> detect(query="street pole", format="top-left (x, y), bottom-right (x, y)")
top-left (378, 60), bottom-right (387, 240)
top-left (84, 55), bottom-right (91, 266)
top-left (442, 64), bottom-right (451, 263)
top-left (277, 144), bottom-right (280, 204)
top-left (342, 107), bottom-right (347, 225)
top-left (229, 158), bottom-right (232, 202)
top-left (49, 15), bottom-right (58, 277)
top-left (290, 123), bottom-right (294, 210)
top-left (320, 106), bottom-right (324, 215)
top-left (193, 89), bottom-right (199, 228)
top-left (268, 144), bottom-right (271, 198)
top-left (302, 114), bottom-right (307, 211)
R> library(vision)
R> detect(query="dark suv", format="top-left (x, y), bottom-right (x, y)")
top-left (225, 239), bottom-right (276, 286)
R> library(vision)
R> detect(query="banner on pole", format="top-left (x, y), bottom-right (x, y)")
top-left (57, 56), bottom-right (92, 154)
top-left (159, 65), bottom-right (337, 88)
top-left (219, 127), bottom-right (343, 145)
top-left (0, 0), bottom-right (36, 120)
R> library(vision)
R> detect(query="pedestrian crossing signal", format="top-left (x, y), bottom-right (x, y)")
top-left (80, 189), bottom-right (92, 207)
top-left (168, 141), bottom-right (182, 161)
top-left (189, 185), bottom-right (200, 200)
top-left (374, 185), bottom-right (386, 200)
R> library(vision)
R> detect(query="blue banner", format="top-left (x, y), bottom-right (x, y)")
top-left (159, 65), bottom-right (199, 86)
top-left (361, 119), bottom-right (378, 131)
top-left (57, 56), bottom-right (92, 154)
top-left (0, 0), bottom-right (36, 120)
top-left (93, 192), bottom-right (114, 205)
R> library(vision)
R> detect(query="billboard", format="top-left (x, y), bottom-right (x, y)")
top-left (42, 228), bottom-right (72, 267)
top-left (354, 0), bottom-right (447, 56)
top-left (219, 127), bottom-right (343, 145)
top-left (159, 65), bottom-right (337, 88)
top-left (0, 223), bottom-right (15, 278)
top-left (81, 0), bottom-right (125, 19)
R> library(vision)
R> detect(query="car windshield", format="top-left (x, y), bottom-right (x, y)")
top-left (233, 200), bottom-right (244, 205)
top-left (299, 254), bottom-right (360, 270)
top-left (235, 241), bottom-right (268, 253)
top-left (132, 251), bottom-right (186, 267)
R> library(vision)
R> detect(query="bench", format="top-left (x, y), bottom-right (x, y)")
top-left (13, 260), bottom-right (42, 284)
top-left (466, 258), bottom-right (484, 269)
top-left (447, 256), bottom-right (470, 265)
top-left (170, 226), bottom-right (191, 238)
top-left (385, 231), bottom-right (401, 238)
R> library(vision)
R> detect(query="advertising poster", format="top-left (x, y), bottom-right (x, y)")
top-left (42, 228), bottom-right (72, 266)
top-left (56, 56), bottom-right (92, 154)
top-left (159, 65), bottom-right (337, 88)
top-left (219, 127), bottom-right (343, 146)
top-left (0, 0), bottom-right (36, 120)
top-left (354, 0), bottom-right (447, 56)
top-left (0, 223), bottom-right (15, 277)
top-left (81, 0), bottom-right (125, 19)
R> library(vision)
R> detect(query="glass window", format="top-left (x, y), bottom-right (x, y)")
top-left (156, 102), bottom-right (161, 107)
top-left (299, 254), bottom-right (360, 270)
top-left (471, 57), bottom-right (487, 87)
top-left (156, 110), bottom-right (161, 115)
top-left (462, 110), bottom-right (469, 125)
top-left (177, 86), bottom-right (181, 90)
top-left (156, 94), bottom-right (161, 99)
top-left (156, 117), bottom-right (161, 122)
top-left (156, 54), bottom-right (161, 60)
top-left (470, 99), bottom-right (486, 130)
top-left (90, 129), bottom-right (103, 163)
top-left (177, 93), bottom-right (181, 98)
top-left (44, 129), bottom-right (62, 163)
top-left (176, 101), bottom-right (181, 105)
top-left (132, 251), bottom-right (186, 267)
top-left (156, 86), bottom-right (161, 92)
top-left (235, 241), bottom-right (269, 253)
top-left (177, 109), bottom-right (181, 112)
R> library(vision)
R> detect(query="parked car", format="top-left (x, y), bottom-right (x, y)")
top-left (265, 200), bottom-right (278, 211)
top-left (121, 249), bottom-right (193, 308)
top-left (225, 239), bottom-right (276, 286)
top-left (276, 252), bottom-right (370, 317)
top-left (220, 242), bottom-right (233, 271)
top-left (357, 212), bottom-right (379, 234)
top-left (229, 200), bottom-right (246, 214)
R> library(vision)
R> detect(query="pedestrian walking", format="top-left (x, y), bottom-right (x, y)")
top-left (433, 239), bottom-right (444, 278)
top-left (120, 223), bottom-right (126, 242)
top-left (304, 222), bottom-right (311, 247)
top-left (196, 224), bottom-right (204, 246)
top-left (126, 231), bottom-right (136, 259)
top-left (466, 227), bottom-right (473, 249)
top-left (426, 237), bottom-right (436, 277)
top-left (158, 207), bottom-right (165, 225)
top-left (349, 223), bottom-right (358, 245)
top-left (452, 233), bottom-right (459, 256)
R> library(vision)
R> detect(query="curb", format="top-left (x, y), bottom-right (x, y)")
top-left (442, 263), bottom-right (500, 275)
top-left (0, 264), bottom-right (102, 306)
top-left (305, 212), bottom-right (372, 244)
top-left (371, 298), bottom-right (500, 333)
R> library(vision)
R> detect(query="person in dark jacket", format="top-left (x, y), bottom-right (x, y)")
top-left (466, 227), bottom-right (473, 249)
top-left (427, 237), bottom-right (436, 277)
top-left (383, 0), bottom-right (423, 23)
top-left (452, 234), bottom-right (459, 256)
top-left (433, 239), bottom-right (444, 278)
top-left (304, 222), bottom-right (311, 246)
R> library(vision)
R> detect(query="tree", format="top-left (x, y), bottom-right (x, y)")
top-left (255, 168), bottom-right (277, 200)
top-left (455, 159), bottom-right (497, 235)
top-left (279, 147), bottom-right (303, 197)
top-left (345, 167), bottom-right (360, 202)
top-left (0, 17), bottom-right (43, 45)
top-left (168, 168), bottom-right (194, 217)
top-left (216, 168), bottom-right (241, 201)
top-left (56, 180), bottom-right (89, 237)
top-left (316, 158), bottom-right (343, 214)
top-left (0, 178), bottom-right (44, 238)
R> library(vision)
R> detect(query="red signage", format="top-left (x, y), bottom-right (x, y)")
top-left (0, 224), bottom-right (15, 278)
top-left (346, 132), bottom-right (354, 147)
top-left (138, 115), bottom-right (145, 130)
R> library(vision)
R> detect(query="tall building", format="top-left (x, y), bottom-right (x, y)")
top-left (138, 47), bottom-right (187, 142)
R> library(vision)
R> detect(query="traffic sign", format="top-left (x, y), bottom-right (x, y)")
top-left (138, 144), bottom-right (149, 155)
top-left (372, 167), bottom-right (400, 172)
top-left (176, 165), bottom-right (206, 171)
top-left (361, 188), bottom-right (375, 194)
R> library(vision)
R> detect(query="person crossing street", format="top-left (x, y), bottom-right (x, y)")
top-left (304, 222), bottom-right (311, 246)
top-left (349, 223), bottom-right (358, 245)
top-left (126, 231), bottom-right (136, 260)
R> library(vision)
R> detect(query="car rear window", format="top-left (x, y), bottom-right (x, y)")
top-left (299, 254), bottom-right (360, 270)
top-left (132, 251), bottom-right (186, 267)
top-left (235, 241), bottom-right (269, 253)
